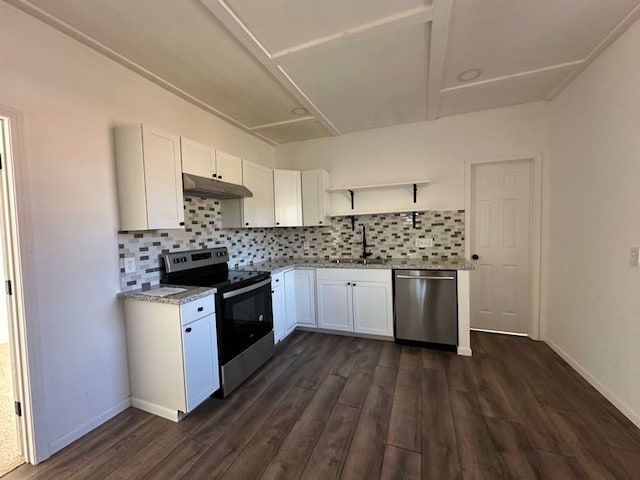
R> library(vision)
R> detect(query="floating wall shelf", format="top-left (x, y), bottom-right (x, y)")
top-left (328, 180), bottom-right (430, 230)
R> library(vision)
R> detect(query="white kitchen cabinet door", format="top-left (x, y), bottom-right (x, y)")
top-left (272, 283), bottom-right (286, 343)
top-left (295, 269), bottom-right (316, 326)
top-left (181, 137), bottom-right (215, 179)
top-left (317, 279), bottom-right (352, 332)
top-left (352, 281), bottom-right (393, 336)
top-left (220, 160), bottom-right (274, 228)
top-left (215, 151), bottom-right (243, 185)
top-left (274, 170), bottom-right (303, 227)
top-left (301, 170), bottom-right (331, 227)
top-left (115, 124), bottom-right (184, 231)
top-left (182, 314), bottom-right (219, 412)
top-left (284, 269), bottom-right (297, 334)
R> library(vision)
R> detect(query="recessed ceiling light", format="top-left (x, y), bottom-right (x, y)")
top-left (291, 107), bottom-right (309, 116)
top-left (457, 68), bottom-right (482, 82)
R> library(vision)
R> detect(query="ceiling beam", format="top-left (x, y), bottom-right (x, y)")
top-left (248, 116), bottom-right (315, 131)
top-left (201, 0), bottom-right (341, 136)
top-left (440, 60), bottom-right (584, 93)
top-left (270, 5), bottom-right (434, 62)
top-left (546, 2), bottom-right (640, 100)
top-left (426, 0), bottom-right (453, 121)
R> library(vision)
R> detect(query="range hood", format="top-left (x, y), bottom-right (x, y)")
top-left (182, 173), bottom-right (253, 199)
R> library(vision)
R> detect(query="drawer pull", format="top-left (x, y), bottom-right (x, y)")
top-left (197, 306), bottom-right (204, 312)
top-left (185, 327), bottom-right (192, 333)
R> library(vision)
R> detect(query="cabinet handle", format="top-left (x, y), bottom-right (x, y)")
top-left (271, 290), bottom-right (274, 293)
top-left (347, 282), bottom-right (351, 286)
top-left (185, 327), bottom-right (192, 333)
top-left (197, 306), bottom-right (203, 312)
top-left (352, 283), bottom-right (357, 287)
top-left (212, 174), bottom-right (216, 178)
top-left (245, 222), bottom-right (249, 226)
top-left (319, 221), bottom-right (323, 224)
top-left (218, 175), bottom-right (222, 180)
top-left (275, 278), bottom-right (279, 282)
top-left (276, 222), bottom-right (280, 226)
top-left (179, 222), bottom-right (185, 226)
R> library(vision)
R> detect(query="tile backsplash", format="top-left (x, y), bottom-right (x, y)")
top-left (118, 196), bottom-right (465, 291)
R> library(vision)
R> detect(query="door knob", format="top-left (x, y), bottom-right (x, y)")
top-left (472, 254), bottom-right (479, 260)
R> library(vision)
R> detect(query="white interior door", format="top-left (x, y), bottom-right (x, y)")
top-left (470, 160), bottom-right (532, 335)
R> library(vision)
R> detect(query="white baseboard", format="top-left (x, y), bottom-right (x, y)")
top-left (131, 397), bottom-right (181, 422)
top-left (457, 346), bottom-right (472, 356)
top-left (48, 397), bottom-right (131, 455)
top-left (543, 335), bottom-right (640, 429)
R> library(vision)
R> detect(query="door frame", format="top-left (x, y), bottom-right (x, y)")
top-left (0, 107), bottom-right (42, 464)
top-left (464, 152), bottom-right (543, 340)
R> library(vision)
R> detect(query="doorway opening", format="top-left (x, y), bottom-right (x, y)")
top-left (465, 153), bottom-right (543, 340)
top-left (0, 115), bottom-right (26, 475)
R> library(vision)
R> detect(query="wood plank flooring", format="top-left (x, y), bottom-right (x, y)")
top-left (5, 331), bottom-right (640, 479)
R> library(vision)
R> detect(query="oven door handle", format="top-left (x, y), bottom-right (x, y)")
top-left (222, 278), bottom-right (272, 299)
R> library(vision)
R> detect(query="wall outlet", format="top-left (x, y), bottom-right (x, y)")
top-left (303, 241), bottom-right (310, 251)
top-left (124, 256), bottom-right (136, 274)
top-left (416, 237), bottom-right (434, 248)
top-left (631, 247), bottom-right (640, 267)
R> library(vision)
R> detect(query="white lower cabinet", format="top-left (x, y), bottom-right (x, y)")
top-left (316, 268), bottom-right (393, 337)
top-left (123, 295), bottom-right (219, 422)
top-left (272, 276), bottom-right (286, 343)
top-left (284, 269), bottom-right (297, 334)
top-left (294, 269), bottom-right (316, 326)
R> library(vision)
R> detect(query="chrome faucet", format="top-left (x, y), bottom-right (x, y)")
top-left (362, 225), bottom-right (373, 259)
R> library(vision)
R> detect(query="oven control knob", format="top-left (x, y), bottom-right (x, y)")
top-left (258, 314), bottom-right (264, 322)
top-left (181, 257), bottom-right (187, 262)
top-left (173, 259), bottom-right (179, 264)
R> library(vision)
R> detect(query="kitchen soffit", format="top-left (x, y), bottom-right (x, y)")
top-left (8, 0), bottom-right (640, 144)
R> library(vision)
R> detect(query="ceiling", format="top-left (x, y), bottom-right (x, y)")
top-left (7, 0), bottom-right (640, 144)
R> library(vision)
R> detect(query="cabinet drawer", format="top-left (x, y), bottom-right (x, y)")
top-left (180, 296), bottom-right (215, 325)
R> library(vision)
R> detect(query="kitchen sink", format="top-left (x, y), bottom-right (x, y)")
top-left (327, 258), bottom-right (388, 265)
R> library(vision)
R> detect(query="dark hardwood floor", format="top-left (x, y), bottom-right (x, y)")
top-left (5, 331), bottom-right (640, 479)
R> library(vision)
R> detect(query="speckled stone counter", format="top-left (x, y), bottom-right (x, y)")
top-left (118, 285), bottom-right (215, 305)
top-left (234, 257), bottom-right (474, 274)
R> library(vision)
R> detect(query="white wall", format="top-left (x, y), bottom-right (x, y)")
top-left (0, 2), bottom-right (274, 460)
top-left (276, 102), bottom-right (553, 211)
top-left (546, 18), bottom-right (640, 426)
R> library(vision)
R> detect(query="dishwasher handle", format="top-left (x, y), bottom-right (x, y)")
top-left (395, 274), bottom-right (455, 280)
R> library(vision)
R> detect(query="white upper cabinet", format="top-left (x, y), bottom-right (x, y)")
top-left (181, 138), bottom-right (243, 186)
top-left (180, 137), bottom-right (215, 179)
top-left (274, 169), bottom-right (302, 227)
top-left (301, 170), bottom-right (331, 226)
top-left (221, 159), bottom-right (275, 228)
top-left (215, 151), bottom-right (243, 185)
top-left (115, 124), bottom-right (184, 231)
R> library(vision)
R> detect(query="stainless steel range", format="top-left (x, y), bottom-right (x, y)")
top-left (161, 247), bottom-right (274, 397)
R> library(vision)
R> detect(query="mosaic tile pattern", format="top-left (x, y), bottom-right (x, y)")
top-left (276, 211), bottom-right (465, 260)
top-left (118, 196), bottom-right (278, 291)
top-left (118, 196), bottom-right (465, 291)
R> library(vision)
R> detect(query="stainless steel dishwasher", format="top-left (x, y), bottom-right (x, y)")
top-left (393, 270), bottom-right (458, 346)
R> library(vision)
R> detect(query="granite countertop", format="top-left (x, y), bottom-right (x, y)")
top-left (118, 284), bottom-right (216, 305)
top-left (235, 257), bottom-right (474, 274)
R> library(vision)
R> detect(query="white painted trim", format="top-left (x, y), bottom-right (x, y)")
top-left (456, 270), bottom-right (471, 356)
top-left (426, 0), bottom-right (453, 120)
top-left (130, 397), bottom-right (181, 423)
top-left (4, 0), bottom-right (279, 146)
top-left (248, 116), bottom-right (316, 131)
top-left (471, 328), bottom-right (529, 337)
top-left (465, 152), bottom-right (544, 341)
top-left (200, 0), bottom-right (341, 137)
top-left (546, 3), bottom-right (640, 100)
top-left (543, 335), bottom-right (640, 429)
top-left (0, 107), bottom-right (45, 464)
top-left (440, 60), bottom-right (583, 93)
top-left (457, 346), bottom-right (472, 357)
top-left (48, 398), bottom-right (131, 454)
top-left (271, 5), bottom-right (434, 61)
